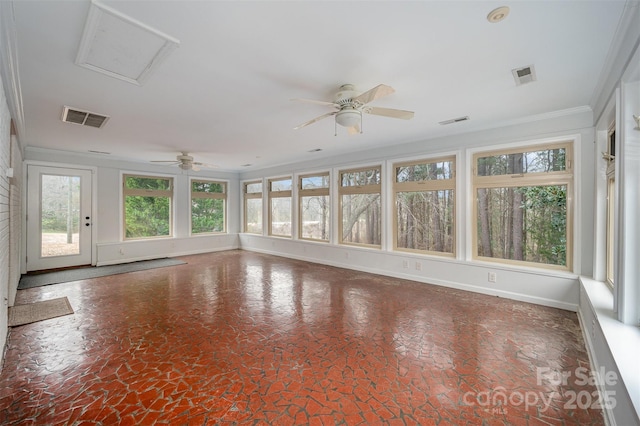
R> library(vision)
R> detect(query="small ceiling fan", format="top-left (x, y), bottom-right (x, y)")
top-left (151, 152), bottom-right (216, 171)
top-left (292, 84), bottom-right (414, 135)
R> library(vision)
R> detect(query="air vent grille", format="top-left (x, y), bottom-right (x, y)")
top-left (512, 65), bottom-right (537, 86)
top-left (439, 116), bottom-right (469, 125)
top-left (62, 106), bottom-right (109, 128)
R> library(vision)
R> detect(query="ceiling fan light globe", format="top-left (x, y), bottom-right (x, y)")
top-left (335, 109), bottom-right (361, 128)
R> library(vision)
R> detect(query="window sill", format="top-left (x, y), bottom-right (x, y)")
top-left (579, 276), bottom-right (640, 422)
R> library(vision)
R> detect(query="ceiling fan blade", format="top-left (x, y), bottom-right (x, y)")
top-left (151, 160), bottom-right (180, 164)
top-left (291, 98), bottom-right (337, 107)
top-left (294, 111), bottom-right (336, 130)
top-left (347, 124), bottom-right (361, 135)
top-left (352, 84), bottom-right (395, 106)
top-left (194, 162), bottom-right (218, 169)
top-left (364, 106), bottom-right (414, 120)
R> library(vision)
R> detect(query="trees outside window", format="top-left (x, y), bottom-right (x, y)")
top-left (473, 142), bottom-right (573, 269)
top-left (123, 175), bottom-right (173, 239)
top-left (191, 180), bottom-right (226, 234)
top-left (244, 181), bottom-right (263, 234)
top-left (299, 173), bottom-right (330, 241)
top-left (394, 156), bottom-right (455, 255)
top-left (268, 177), bottom-right (292, 237)
top-left (339, 166), bottom-right (381, 247)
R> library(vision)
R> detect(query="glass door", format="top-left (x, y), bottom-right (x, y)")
top-left (26, 165), bottom-right (93, 271)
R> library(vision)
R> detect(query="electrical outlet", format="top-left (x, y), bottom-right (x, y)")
top-left (488, 272), bottom-right (497, 283)
top-left (119, 248), bottom-right (125, 255)
top-left (345, 251), bottom-right (349, 259)
top-left (415, 262), bottom-right (422, 271)
top-left (402, 260), bottom-right (409, 269)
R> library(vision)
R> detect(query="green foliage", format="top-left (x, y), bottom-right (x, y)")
top-left (521, 185), bottom-right (567, 265)
top-left (192, 199), bottom-right (224, 233)
top-left (125, 196), bottom-right (170, 238)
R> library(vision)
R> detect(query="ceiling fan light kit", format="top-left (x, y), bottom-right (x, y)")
top-left (335, 108), bottom-right (361, 128)
top-left (293, 83), bottom-right (414, 135)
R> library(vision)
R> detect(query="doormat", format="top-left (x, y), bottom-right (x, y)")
top-left (8, 297), bottom-right (74, 327)
top-left (18, 258), bottom-right (187, 290)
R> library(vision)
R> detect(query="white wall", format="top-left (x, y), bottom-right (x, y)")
top-left (24, 148), bottom-right (241, 266)
top-left (0, 71), bottom-right (22, 356)
top-left (239, 109), bottom-right (595, 311)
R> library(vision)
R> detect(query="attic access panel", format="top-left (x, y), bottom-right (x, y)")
top-left (75, 0), bottom-right (179, 86)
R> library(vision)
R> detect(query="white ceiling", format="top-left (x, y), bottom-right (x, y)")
top-left (10, 0), bottom-right (627, 172)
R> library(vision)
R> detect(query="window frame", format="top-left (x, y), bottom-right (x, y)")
top-left (392, 155), bottom-right (456, 256)
top-left (298, 172), bottom-right (331, 242)
top-left (243, 180), bottom-right (263, 234)
top-left (268, 176), bottom-right (292, 237)
top-left (190, 178), bottom-right (227, 235)
top-left (338, 165), bottom-right (382, 248)
top-left (122, 173), bottom-right (174, 241)
top-left (605, 123), bottom-right (616, 288)
top-left (471, 141), bottom-right (574, 270)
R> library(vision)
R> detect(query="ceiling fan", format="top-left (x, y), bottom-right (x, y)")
top-left (292, 84), bottom-right (414, 135)
top-left (151, 152), bottom-right (216, 171)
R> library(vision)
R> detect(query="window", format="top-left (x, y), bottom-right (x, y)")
top-left (268, 177), bottom-right (292, 237)
top-left (339, 166), bottom-right (381, 247)
top-left (191, 180), bottom-right (226, 234)
top-left (243, 181), bottom-right (262, 234)
top-left (299, 172), bottom-right (330, 241)
top-left (605, 124), bottom-right (616, 287)
top-left (123, 174), bottom-right (173, 239)
top-left (393, 156), bottom-right (455, 255)
top-left (472, 142), bottom-right (573, 269)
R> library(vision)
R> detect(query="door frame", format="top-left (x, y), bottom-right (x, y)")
top-left (22, 161), bottom-right (97, 274)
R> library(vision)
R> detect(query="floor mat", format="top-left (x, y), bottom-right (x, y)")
top-left (18, 258), bottom-right (186, 289)
top-left (8, 297), bottom-right (74, 327)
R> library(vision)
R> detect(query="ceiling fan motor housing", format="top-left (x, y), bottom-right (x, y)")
top-left (334, 84), bottom-right (360, 106)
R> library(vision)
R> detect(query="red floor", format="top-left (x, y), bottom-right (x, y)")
top-left (0, 250), bottom-right (603, 425)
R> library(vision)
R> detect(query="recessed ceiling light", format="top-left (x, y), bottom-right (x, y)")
top-left (308, 148), bottom-right (322, 152)
top-left (88, 150), bottom-right (111, 154)
top-left (241, 163), bottom-right (252, 167)
top-left (487, 6), bottom-right (510, 23)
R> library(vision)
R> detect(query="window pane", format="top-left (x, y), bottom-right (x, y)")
top-left (125, 176), bottom-right (171, 190)
top-left (341, 169), bottom-right (380, 186)
top-left (192, 198), bottom-right (224, 233)
top-left (341, 193), bottom-right (380, 245)
top-left (476, 185), bottom-right (567, 266)
top-left (125, 195), bottom-right (170, 238)
top-left (271, 197), bottom-right (291, 236)
top-left (301, 195), bottom-right (330, 240)
top-left (301, 175), bottom-right (329, 189)
top-left (192, 181), bottom-right (225, 193)
top-left (396, 161), bottom-right (453, 182)
top-left (246, 182), bottom-right (262, 193)
top-left (396, 190), bottom-right (454, 252)
top-left (246, 198), bottom-right (262, 234)
top-left (270, 179), bottom-right (292, 191)
top-left (40, 175), bottom-right (80, 257)
top-left (477, 148), bottom-right (566, 176)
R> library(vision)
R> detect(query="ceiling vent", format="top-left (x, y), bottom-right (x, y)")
top-left (512, 65), bottom-right (537, 86)
top-left (62, 106), bottom-right (110, 128)
top-left (439, 116), bottom-right (469, 125)
top-left (75, 0), bottom-right (180, 86)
